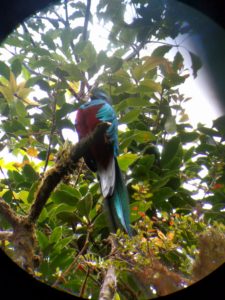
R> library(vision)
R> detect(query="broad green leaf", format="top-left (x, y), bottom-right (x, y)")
top-left (11, 59), bottom-right (22, 78)
top-left (93, 212), bottom-right (107, 230)
top-left (173, 51), bottom-right (184, 71)
top-left (130, 201), bottom-right (152, 222)
top-left (140, 79), bottom-right (162, 93)
top-left (32, 47), bottom-right (51, 57)
top-left (37, 230), bottom-right (49, 250)
top-left (120, 109), bottom-right (141, 124)
top-left (51, 249), bottom-right (73, 269)
top-left (164, 116), bottom-right (177, 133)
top-left (121, 130), bottom-right (156, 149)
top-left (161, 137), bottom-right (180, 168)
top-left (179, 132), bottom-right (199, 143)
top-left (27, 181), bottom-right (39, 203)
top-left (197, 126), bottom-right (220, 137)
top-left (49, 226), bottom-right (62, 244)
top-left (152, 45), bottom-right (172, 57)
top-left (42, 34), bottom-right (56, 50)
top-left (113, 292), bottom-right (121, 300)
top-left (0, 61), bottom-right (10, 80)
top-left (115, 97), bottom-right (150, 111)
top-left (22, 164), bottom-right (39, 182)
top-left (59, 184), bottom-right (82, 200)
top-left (51, 190), bottom-right (79, 206)
top-left (77, 193), bottom-right (93, 217)
top-left (213, 115), bottom-right (225, 135)
top-left (15, 101), bottom-right (27, 118)
top-left (38, 207), bottom-right (49, 223)
top-left (152, 187), bottom-right (174, 209)
top-left (59, 63), bottom-right (83, 81)
top-left (117, 153), bottom-right (138, 172)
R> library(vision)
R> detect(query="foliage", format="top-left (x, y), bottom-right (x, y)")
top-left (0, 0), bottom-right (225, 299)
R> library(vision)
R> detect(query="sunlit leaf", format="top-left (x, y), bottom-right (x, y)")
top-left (117, 153), bottom-right (138, 172)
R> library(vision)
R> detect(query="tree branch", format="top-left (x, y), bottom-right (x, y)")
top-left (28, 122), bottom-right (110, 223)
top-left (0, 230), bottom-right (13, 241)
top-left (99, 265), bottom-right (117, 300)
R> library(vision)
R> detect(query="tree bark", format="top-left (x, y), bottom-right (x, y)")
top-left (99, 265), bottom-right (117, 300)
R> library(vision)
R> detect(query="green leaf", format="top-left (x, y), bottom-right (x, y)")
top-left (77, 193), bottom-right (93, 217)
top-left (152, 45), bottom-right (172, 57)
top-left (93, 212), bottom-right (107, 230)
top-left (56, 103), bottom-right (75, 119)
top-left (152, 187), bottom-right (174, 209)
top-left (22, 164), bottom-right (39, 182)
top-left (115, 97), bottom-right (150, 111)
top-left (117, 153), bottom-right (138, 172)
top-left (197, 126), bottom-right (220, 137)
top-left (120, 109), bottom-right (141, 124)
top-left (0, 61), bottom-right (10, 80)
top-left (15, 101), bottom-right (27, 118)
top-left (51, 190), bottom-right (79, 206)
top-left (37, 230), bottom-right (49, 250)
top-left (32, 47), bottom-right (51, 57)
top-left (164, 116), bottom-right (177, 133)
top-left (113, 292), bottom-right (121, 300)
top-left (27, 181), bottom-right (39, 203)
top-left (179, 132), bottom-right (199, 143)
top-left (173, 51), bottom-right (184, 71)
top-left (11, 59), bottom-right (22, 78)
top-left (213, 115), bottom-right (225, 135)
top-left (51, 249), bottom-right (73, 269)
top-left (161, 137), bottom-right (180, 168)
top-left (42, 34), bottom-right (56, 50)
top-left (130, 201), bottom-right (152, 222)
top-left (189, 51), bottom-right (202, 78)
top-left (139, 79), bottom-right (162, 93)
top-left (106, 56), bottom-right (123, 73)
top-left (59, 63), bottom-right (83, 81)
top-left (121, 130), bottom-right (156, 149)
top-left (49, 226), bottom-right (62, 244)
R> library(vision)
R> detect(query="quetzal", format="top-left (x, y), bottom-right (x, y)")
top-left (75, 88), bottom-right (132, 236)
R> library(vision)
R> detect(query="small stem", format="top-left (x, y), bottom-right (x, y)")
top-left (79, 267), bottom-right (90, 298)
top-left (43, 92), bottom-right (57, 173)
top-left (82, 0), bottom-right (91, 41)
top-left (53, 230), bottom-right (90, 287)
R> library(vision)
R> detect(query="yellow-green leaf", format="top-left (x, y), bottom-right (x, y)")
top-left (117, 153), bottom-right (138, 172)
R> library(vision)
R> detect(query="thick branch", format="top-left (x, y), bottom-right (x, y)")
top-left (0, 230), bottom-right (13, 241)
top-left (0, 199), bottom-right (20, 227)
top-left (28, 122), bottom-right (109, 223)
top-left (99, 265), bottom-right (117, 300)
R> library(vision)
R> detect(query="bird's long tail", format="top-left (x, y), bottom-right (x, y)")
top-left (103, 159), bottom-right (132, 236)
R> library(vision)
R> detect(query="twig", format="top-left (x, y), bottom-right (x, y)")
top-left (52, 230), bottom-right (91, 287)
top-left (43, 92), bottom-right (57, 172)
top-left (79, 267), bottom-right (90, 298)
top-left (82, 0), bottom-right (91, 41)
top-left (79, 0), bottom-right (92, 96)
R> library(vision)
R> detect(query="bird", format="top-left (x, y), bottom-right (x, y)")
top-left (75, 88), bottom-right (132, 236)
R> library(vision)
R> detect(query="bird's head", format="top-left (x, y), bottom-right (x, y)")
top-left (90, 88), bottom-right (111, 103)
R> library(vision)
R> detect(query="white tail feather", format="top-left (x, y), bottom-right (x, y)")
top-left (98, 157), bottom-right (115, 198)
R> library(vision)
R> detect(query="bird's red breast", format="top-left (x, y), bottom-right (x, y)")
top-left (75, 103), bottom-right (113, 169)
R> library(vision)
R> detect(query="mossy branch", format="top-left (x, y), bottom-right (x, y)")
top-left (28, 122), bottom-right (109, 223)
top-left (99, 265), bottom-right (117, 300)
top-left (0, 122), bottom-right (109, 271)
